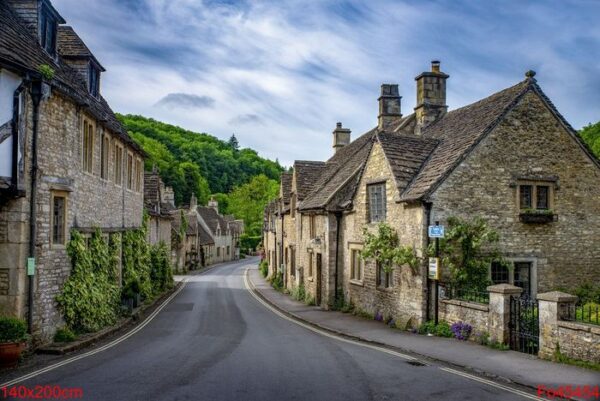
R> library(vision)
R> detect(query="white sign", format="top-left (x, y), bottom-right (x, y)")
top-left (428, 225), bottom-right (445, 238)
top-left (428, 257), bottom-right (440, 280)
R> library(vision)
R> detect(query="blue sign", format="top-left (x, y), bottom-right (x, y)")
top-left (428, 225), bottom-right (445, 238)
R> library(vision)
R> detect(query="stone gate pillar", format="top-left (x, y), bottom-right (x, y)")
top-left (537, 291), bottom-right (578, 359)
top-left (487, 284), bottom-right (523, 344)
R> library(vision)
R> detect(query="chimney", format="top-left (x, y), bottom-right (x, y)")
top-left (189, 194), bottom-right (197, 211)
top-left (414, 60), bottom-right (449, 133)
top-left (208, 196), bottom-right (219, 212)
top-left (332, 122), bottom-right (351, 153)
top-left (378, 84), bottom-right (402, 131)
top-left (164, 186), bottom-right (175, 207)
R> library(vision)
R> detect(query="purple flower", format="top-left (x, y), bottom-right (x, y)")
top-left (450, 321), bottom-right (472, 341)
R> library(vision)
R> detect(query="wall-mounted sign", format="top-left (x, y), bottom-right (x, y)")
top-left (27, 257), bottom-right (35, 276)
top-left (428, 225), bottom-right (445, 238)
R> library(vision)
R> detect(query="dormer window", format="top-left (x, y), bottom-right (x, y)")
top-left (88, 63), bottom-right (100, 97)
top-left (39, 4), bottom-right (58, 56)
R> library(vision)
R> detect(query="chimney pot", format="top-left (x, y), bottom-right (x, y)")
top-left (332, 122), bottom-right (351, 153)
top-left (414, 61), bottom-right (449, 133)
top-left (431, 60), bottom-right (441, 73)
top-left (377, 84), bottom-right (402, 131)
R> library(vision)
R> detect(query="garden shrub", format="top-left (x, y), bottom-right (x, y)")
top-left (0, 316), bottom-right (27, 343)
top-left (150, 242), bottom-right (174, 295)
top-left (54, 327), bottom-right (77, 343)
top-left (271, 272), bottom-right (283, 291)
top-left (122, 219), bottom-right (152, 300)
top-left (450, 321), bottom-right (472, 340)
top-left (259, 260), bottom-right (268, 277)
top-left (418, 320), bottom-right (453, 337)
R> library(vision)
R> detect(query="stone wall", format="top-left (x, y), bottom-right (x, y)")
top-left (430, 91), bottom-right (600, 295)
top-left (439, 299), bottom-right (489, 339)
top-left (342, 142), bottom-right (427, 328)
top-left (297, 212), bottom-right (327, 307)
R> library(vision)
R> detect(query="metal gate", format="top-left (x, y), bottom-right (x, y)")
top-left (509, 295), bottom-right (539, 354)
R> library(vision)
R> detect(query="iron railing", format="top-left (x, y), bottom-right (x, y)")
top-left (565, 302), bottom-right (600, 326)
top-left (444, 286), bottom-right (490, 304)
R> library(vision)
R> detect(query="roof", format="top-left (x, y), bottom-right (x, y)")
top-left (0, 1), bottom-right (141, 154)
top-left (197, 206), bottom-right (227, 235)
top-left (197, 222), bottom-right (214, 245)
top-left (143, 171), bottom-right (174, 218)
top-left (57, 26), bottom-right (105, 70)
top-left (294, 161), bottom-right (326, 201)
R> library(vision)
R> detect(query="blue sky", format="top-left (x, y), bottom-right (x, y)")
top-left (54, 0), bottom-right (600, 166)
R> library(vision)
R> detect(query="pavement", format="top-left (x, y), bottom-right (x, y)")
top-left (0, 258), bottom-right (594, 401)
top-left (247, 265), bottom-right (600, 392)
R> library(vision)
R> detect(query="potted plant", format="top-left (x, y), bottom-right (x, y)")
top-left (0, 317), bottom-right (28, 368)
top-left (519, 208), bottom-right (555, 224)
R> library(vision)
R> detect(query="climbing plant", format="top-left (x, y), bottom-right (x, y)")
top-left (362, 223), bottom-right (420, 274)
top-left (150, 242), bottom-right (174, 294)
top-left (56, 230), bottom-right (120, 333)
top-left (432, 216), bottom-right (505, 291)
top-left (122, 216), bottom-right (152, 300)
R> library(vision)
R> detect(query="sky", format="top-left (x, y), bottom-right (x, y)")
top-left (53, 0), bottom-right (600, 167)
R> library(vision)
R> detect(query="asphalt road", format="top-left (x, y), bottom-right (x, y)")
top-left (2, 258), bottom-right (538, 401)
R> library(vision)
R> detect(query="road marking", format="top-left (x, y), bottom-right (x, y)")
top-left (244, 268), bottom-right (545, 401)
top-left (1, 278), bottom-right (189, 388)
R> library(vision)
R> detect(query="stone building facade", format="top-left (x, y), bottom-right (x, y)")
top-left (264, 61), bottom-right (600, 329)
top-left (0, 0), bottom-right (144, 341)
top-left (144, 169), bottom-right (174, 249)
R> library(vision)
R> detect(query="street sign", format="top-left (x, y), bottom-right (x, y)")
top-left (27, 257), bottom-right (36, 276)
top-left (428, 257), bottom-right (440, 280)
top-left (428, 225), bottom-right (445, 238)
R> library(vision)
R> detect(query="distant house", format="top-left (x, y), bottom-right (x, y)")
top-left (144, 169), bottom-right (174, 249)
top-left (265, 61), bottom-right (600, 327)
top-left (0, 0), bottom-right (145, 340)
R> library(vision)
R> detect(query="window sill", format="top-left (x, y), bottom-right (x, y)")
top-left (376, 286), bottom-right (394, 292)
top-left (519, 213), bottom-right (556, 224)
top-left (350, 279), bottom-right (364, 287)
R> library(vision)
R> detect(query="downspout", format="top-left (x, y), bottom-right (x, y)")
top-left (280, 210), bottom-right (284, 285)
top-left (334, 211), bottom-right (342, 305)
top-left (424, 201), bottom-right (432, 322)
top-left (28, 80), bottom-right (43, 334)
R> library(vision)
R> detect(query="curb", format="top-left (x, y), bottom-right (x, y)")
top-left (246, 268), bottom-right (540, 393)
top-left (36, 281), bottom-right (184, 355)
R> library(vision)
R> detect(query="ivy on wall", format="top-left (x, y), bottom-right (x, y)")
top-left (362, 223), bottom-right (420, 275)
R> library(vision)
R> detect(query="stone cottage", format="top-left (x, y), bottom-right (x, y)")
top-left (267, 61), bottom-right (600, 327)
top-left (0, 0), bottom-right (145, 340)
top-left (144, 169), bottom-right (174, 249)
top-left (198, 198), bottom-right (236, 264)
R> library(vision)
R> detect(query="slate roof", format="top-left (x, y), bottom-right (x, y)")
top-left (197, 206), bottom-right (227, 235)
top-left (280, 172), bottom-right (292, 205)
top-left (143, 171), bottom-right (174, 218)
top-left (197, 222), bottom-right (214, 246)
top-left (294, 161), bottom-right (326, 201)
top-left (57, 26), bottom-right (105, 70)
top-left (0, 2), bottom-right (141, 154)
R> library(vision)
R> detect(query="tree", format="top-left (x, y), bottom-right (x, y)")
top-left (226, 175), bottom-right (279, 236)
top-left (580, 121), bottom-right (600, 158)
top-left (228, 134), bottom-right (239, 152)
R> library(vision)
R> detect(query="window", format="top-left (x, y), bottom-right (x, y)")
top-left (51, 193), bottom-right (67, 246)
top-left (227, 246), bottom-right (230, 255)
top-left (217, 247), bottom-right (221, 257)
top-left (290, 247), bottom-right (295, 276)
top-left (308, 253), bottom-right (313, 277)
top-left (514, 262), bottom-right (531, 296)
top-left (309, 215), bottom-right (316, 239)
top-left (291, 194), bottom-right (296, 218)
top-left (519, 182), bottom-right (552, 211)
top-left (350, 249), bottom-right (363, 281)
top-left (491, 262), bottom-right (509, 284)
top-left (135, 159), bottom-right (143, 192)
top-left (127, 153), bottom-right (134, 190)
top-left (101, 134), bottom-right (109, 180)
top-left (39, 5), bottom-right (57, 56)
top-left (368, 183), bottom-right (386, 222)
top-left (89, 64), bottom-right (100, 97)
top-left (82, 119), bottom-right (94, 174)
top-left (377, 262), bottom-right (392, 288)
top-left (114, 143), bottom-right (123, 185)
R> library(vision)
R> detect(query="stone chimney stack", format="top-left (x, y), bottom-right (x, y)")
top-left (332, 122), bottom-right (351, 153)
top-left (414, 60), bottom-right (449, 133)
top-left (378, 84), bottom-right (402, 131)
top-left (208, 196), bottom-right (219, 212)
top-left (164, 186), bottom-right (175, 207)
top-left (190, 194), bottom-right (197, 211)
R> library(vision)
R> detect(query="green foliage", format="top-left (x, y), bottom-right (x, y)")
top-left (432, 216), bottom-right (502, 291)
top-left (553, 343), bottom-right (600, 371)
top-left (488, 340), bottom-right (510, 351)
top-left (521, 208), bottom-right (554, 215)
top-left (259, 260), bottom-right (268, 278)
top-left (37, 64), bottom-right (55, 80)
top-left (304, 294), bottom-right (316, 306)
top-left (122, 222), bottom-right (152, 301)
top-left (54, 327), bottom-right (77, 343)
top-left (270, 272), bottom-right (284, 292)
top-left (579, 121), bottom-right (600, 158)
top-left (118, 114), bottom-right (283, 200)
top-left (224, 175), bottom-right (280, 236)
top-left (362, 222), bottom-right (419, 274)
top-left (572, 282), bottom-right (600, 304)
top-left (290, 283), bottom-right (306, 302)
top-left (352, 307), bottom-right (374, 320)
top-left (0, 316), bottom-right (27, 343)
top-left (241, 234), bottom-right (261, 254)
top-left (150, 242), bottom-right (174, 294)
top-left (418, 320), bottom-right (453, 337)
top-left (56, 230), bottom-right (121, 333)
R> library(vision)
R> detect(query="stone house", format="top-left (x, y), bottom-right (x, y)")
top-left (262, 200), bottom-right (278, 277)
top-left (268, 61), bottom-right (600, 327)
top-left (0, 0), bottom-right (145, 340)
top-left (144, 169), bottom-right (174, 249)
top-left (223, 215), bottom-right (244, 259)
top-left (197, 198), bottom-right (236, 264)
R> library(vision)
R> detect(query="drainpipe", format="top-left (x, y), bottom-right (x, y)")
top-left (334, 212), bottom-right (341, 305)
top-left (424, 202), bottom-right (432, 322)
top-left (280, 211), bottom-right (285, 286)
top-left (27, 80), bottom-right (43, 334)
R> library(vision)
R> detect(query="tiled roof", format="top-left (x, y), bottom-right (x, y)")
top-left (280, 172), bottom-right (292, 204)
top-left (57, 26), bottom-right (105, 70)
top-left (197, 206), bottom-right (227, 235)
top-left (197, 222), bottom-right (214, 245)
top-left (294, 161), bottom-right (326, 201)
top-left (0, 2), bottom-right (141, 154)
top-left (400, 80), bottom-right (531, 201)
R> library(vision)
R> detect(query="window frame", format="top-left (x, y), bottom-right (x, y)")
top-left (307, 252), bottom-right (314, 278)
top-left (126, 152), bottom-right (134, 191)
top-left (51, 191), bottom-right (68, 247)
top-left (100, 133), bottom-right (110, 180)
top-left (367, 182), bottom-right (387, 223)
top-left (518, 181), bottom-right (554, 211)
top-left (88, 62), bottom-right (100, 97)
top-left (309, 215), bottom-right (316, 239)
top-left (350, 248), bottom-right (363, 283)
top-left (113, 142), bottom-right (124, 186)
top-left (376, 261), bottom-right (393, 289)
top-left (82, 117), bottom-right (95, 174)
top-left (39, 5), bottom-right (57, 57)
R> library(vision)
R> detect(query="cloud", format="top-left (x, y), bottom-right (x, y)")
top-left (155, 93), bottom-right (215, 110)
top-left (229, 114), bottom-right (265, 126)
top-left (52, 0), bottom-right (600, 166)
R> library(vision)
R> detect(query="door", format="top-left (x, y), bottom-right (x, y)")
top-left (513, 262), bottom-right (531, 297)
top-left (316, 253), bottom-right (322, 306)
